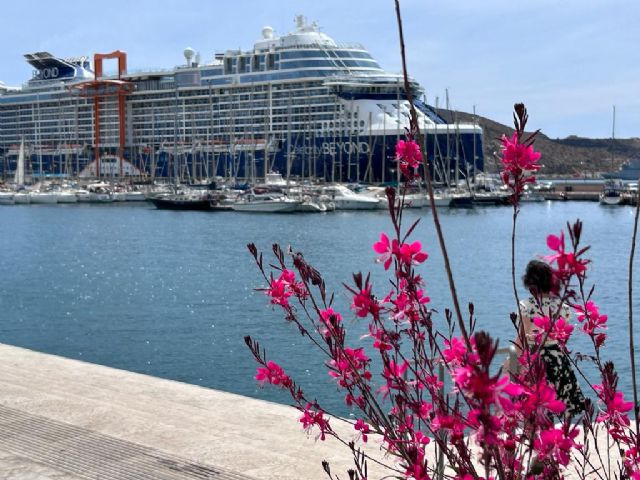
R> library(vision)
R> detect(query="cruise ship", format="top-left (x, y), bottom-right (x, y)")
top-left (0, 15), bottom-right (483, 183)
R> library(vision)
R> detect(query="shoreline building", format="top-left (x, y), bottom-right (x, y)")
top-left (0, 15), bottom-right (483, 183)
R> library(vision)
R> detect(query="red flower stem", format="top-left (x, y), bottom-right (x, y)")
top-left (393, 0), bottom-right (469, 348)
top-left (629, 186), bottom-right (640, 437)
top-left (511, 204), bottom-right (525, 353)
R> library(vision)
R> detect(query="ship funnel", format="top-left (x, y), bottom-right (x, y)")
top-left (183, 47), bottom-right (195, 66)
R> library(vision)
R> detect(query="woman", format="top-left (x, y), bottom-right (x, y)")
top-left (518, 259), bottom-right (585, 416)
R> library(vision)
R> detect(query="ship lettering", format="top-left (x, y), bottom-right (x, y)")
top-left (320, 141), bottom-right (370, 155)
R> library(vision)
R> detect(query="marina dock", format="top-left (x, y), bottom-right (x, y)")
top-left (0, 343), bottom-right (366, 480)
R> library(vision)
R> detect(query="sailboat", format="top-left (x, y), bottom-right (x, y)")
top-left (14, 137), bottom-right (25, 185)
top-left (13, 138), bottom-right (31, 204)
top-left (599, 106), bottom-right (624, 206)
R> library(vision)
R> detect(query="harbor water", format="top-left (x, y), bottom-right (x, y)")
top-left (0, 201), bottom-right (638, 416)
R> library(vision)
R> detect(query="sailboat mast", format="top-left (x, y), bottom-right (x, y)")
top-left (611, 105), bottom-right (616, 172)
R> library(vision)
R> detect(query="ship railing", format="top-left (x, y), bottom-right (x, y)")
top-left (97, 67), bottom-right (176, 79)
top-left (281, 41), bottom-right (366, 51)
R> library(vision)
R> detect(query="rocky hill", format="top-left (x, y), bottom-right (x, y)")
top-left (435, 108), bottom-right (640, 177)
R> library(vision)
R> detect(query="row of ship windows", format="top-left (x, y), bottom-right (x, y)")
top-left (129, 95), bottom-right (336, 108)
top-left (172, 81), bottom-right (328, 94)
top-left (1, 115), bottom-right (366, 133)
top-left (202, 69), bottom-right (351, 85)
top-left (130, 103), bottom-right (343, 115)
top-left (0, 110), bottom-right (368, 129)
top-left (0, 115), bottom-right (348, 135)
top-left (0, 108), bottom-right (345, 127)
top-left (0, 99), bottom-right (341, 120)
top-left (1, 99), bottom-right (356, 116)
top-left (202, 49), bottom-right (373, 76)
top-left (0, 125), bottom-right (367, 145)
top-left (0, 95), bottom-right (337, 115)
top-left (278, 59), bottom-right (379, 69)
top-left (0, 83), bottom-right (334, 107)
top-left (0, 80), bottom-right (337, 106)
top-left (0, 82), bottom-right (334, 107)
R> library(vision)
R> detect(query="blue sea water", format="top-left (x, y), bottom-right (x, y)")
top-left (0, 201), bottom-right (638, 416)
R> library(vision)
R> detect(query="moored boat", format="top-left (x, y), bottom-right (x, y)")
top-left (232, 192), bottom-right (301, 213)
top-left (0, 191), bottom-right (15, 205)
top-left (28, 191), bottom-right (58, 204)
top-left (320, 184), bottom-right (380, 210)
top-left (599, 179), bottom-right (625, 206)
top-left (148, 192), bottom-right (213, 211)
top-left (13, 192), bottom-right (30, 204)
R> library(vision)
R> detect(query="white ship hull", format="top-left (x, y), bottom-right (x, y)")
top-left (0, 193), bottom-right (15, 205)
top-left (29, 192), bottom-right (58, 204)
top-left (600, 194), bottom-right (623, 206)
top-left (55, 192), bottom-right (78, 203)
top-left (13, 193), bottom-right (31, 204)
top-left (232, 201), bottom-right (301, 213)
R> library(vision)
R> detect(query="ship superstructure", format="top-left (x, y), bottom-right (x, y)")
top-left (0, 15), bottom-right (483, 183)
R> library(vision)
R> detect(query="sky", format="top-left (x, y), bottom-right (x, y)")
top-left (0, 0), bottom-right (638, 139)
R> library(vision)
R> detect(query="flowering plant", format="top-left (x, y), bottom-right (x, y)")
top-left (245, 2), bottom-right (639, 479)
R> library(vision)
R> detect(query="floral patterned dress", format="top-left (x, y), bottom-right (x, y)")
top-left (519, 295), bottom-right (585, 416)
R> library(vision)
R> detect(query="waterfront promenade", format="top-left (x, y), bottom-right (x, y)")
top-left (0, 343), bottom-right (373, 480)
top-left (0, 343), bottom-right (631, 479)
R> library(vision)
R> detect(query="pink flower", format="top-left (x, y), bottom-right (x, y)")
top-left (265, 269), bottom-right (307, 306)
top-left (533, 426), bottom-right (581, 466)
top-left (520, 380), bottom-right (566, 420)
top-left (404, 461), bottom-right (429, 480)
top-left (532, 316), bottom-right (574, 348)
top-left (373, 232), bottom-right (396, 270)
top-left (378, 360), bottom-right (409, 398)
top-left (500, 132), bottom-right (541, 199)
top-left (266, 275), bottom-right (292, 307)
top-left (594, 385), bottom-right (633, 429)
top-left (299, 403), bottom-right (332, 441)
top-left (574, 301), bottom-right (608, 344)
top-left (442, 337), bottom-right (468, 366)
top-left (545, 231), bottom-right (588, 281)
top-left (369, 325), bottom-right (394, 352)
top-left (396, 139), bottom-right (422, 165)
top-left (501, 133), bottom-right (541, 173)
top-left (318, 308), bottom-right (342, 338)
top-left (354, 418), bottom-right (370, 443)
top-left (351, 285), bottom-right (380, 318)
top-left (395, 139), bottom-right (423, 179)
top-left (396, 241), bottom-right (428, 266)
top-left (328, 347), bottom-right (371, 388)
top-left (431, 412), bottom-right (465, 442)
top-left (255, 361), bottom-right (292, 388)
top-left (389, 290), bottom-right (414, 322)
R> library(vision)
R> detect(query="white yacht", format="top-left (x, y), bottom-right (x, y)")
top-left (0, 191), bottom-right (15, 205)
top-left (320, 184), bottom-right (380, 210)
top-left (232, 192), bottom-right (301, 213)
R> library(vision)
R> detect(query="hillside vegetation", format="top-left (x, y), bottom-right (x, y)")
top-left (435, 109), bottom-right (640, 177)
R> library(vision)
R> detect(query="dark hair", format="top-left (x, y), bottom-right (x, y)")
top-left (523, 260), bottom-right (554, 294)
